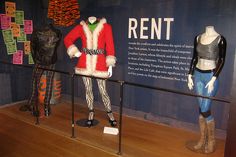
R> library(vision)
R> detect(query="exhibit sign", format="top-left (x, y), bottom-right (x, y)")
top-left (127, 17), bottom-right (192, 82)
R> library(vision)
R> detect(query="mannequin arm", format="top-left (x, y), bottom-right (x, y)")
top-left (64, 25), bottom-right (83, 58)
top-left (188, 74), bottom-right (194, 90)
top-left (105, 24), bottom-right (116, 67)
top-left (205, 76), bottom-right (216, 93)
top-left (108, 66), bottom-right (112, 77)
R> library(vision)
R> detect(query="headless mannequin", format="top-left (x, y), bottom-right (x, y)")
top-left (20, 22), bottom-right (62, 117)
top-left (65, 16), bottom-right (117, 127)
top-left (186, 26), bottom-right (226, 153)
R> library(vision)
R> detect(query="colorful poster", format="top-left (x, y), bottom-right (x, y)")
top-left (10, 22), bottom-right (20, 37)
top-left (24, 20), bottom-right (33, 34)
top-left (5, 1), bottom-right (16, 17)
top-left (15, 10), bottom-right (24, 25)
top-left (17, 29), bottom-right (27, 42)
top-left (2, 29), bottom-right (14, 43)
top-left (0, 14), bottom-right (11, 29)
top-left (24, 41), bottom-right (31, 54)
top-left (6, 40), bottom-right (17, 55)
top-left (28, 53), bottom-right (34, 64)
top-left (13, 50), bottom-right (23, 64)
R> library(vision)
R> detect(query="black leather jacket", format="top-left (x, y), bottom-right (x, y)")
top-left (31, 24), bottom-right (62, 65)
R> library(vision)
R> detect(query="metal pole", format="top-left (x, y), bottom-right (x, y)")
top-left (35, 99), bottom-right (40, 125)
top-left (71, 74), bottom-right (76, 138)
top-left (117, 81), bottom-right (124, 155)
top-left (35, 66), bottom-right (40, 125)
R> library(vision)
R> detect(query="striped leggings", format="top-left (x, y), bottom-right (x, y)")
top-left (28, 64), bottom-right (55, 108)
top-left (82, 77), bottom-right (111, 112)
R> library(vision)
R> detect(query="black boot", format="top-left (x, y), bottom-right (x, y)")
top-left (44, 105), bottom-right (51, 116)
top-left (107, 111), bottom-right (117, 127)
top-left (32, 107), bottom-right (40, 117)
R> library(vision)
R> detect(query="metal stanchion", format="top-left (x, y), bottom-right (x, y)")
top-left (71, 73), bottom-right (76, 138)
top-left (0, 61), bottom-right (231, 156)
top-left (34, 66), bottom-right (40, 125)
top-left (35, 99), bottom-right (40, 125)
top-left (117, 81), bottom-right (124, 155)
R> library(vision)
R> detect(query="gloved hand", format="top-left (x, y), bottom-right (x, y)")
top-left (188, 74), bottom-right (194, 90)
top-left (108, 66), bottom-right (112, 77)
top-left (205, 76), bottom-right (216, 93)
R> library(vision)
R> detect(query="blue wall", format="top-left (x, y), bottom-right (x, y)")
top-left (1, 0), bottom-right (235, 130)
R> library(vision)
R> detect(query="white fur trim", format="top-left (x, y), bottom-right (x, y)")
top-left (75, 67), bottom-right (92, 76)
top-left (91, 55), bottom-right (97, 73)
top-left (67, 44), bottom-right (78, 57)
top-left (75, 68), bottom-right (109, 78)
top-left (92, 18), bottom-right (106, 49)
top-left (85, 54), bottom-right (92, 75)
top-left (106, 55), bottom-right (116, 67)
top-left (93, 70), bottom-right (109, 78)
top-left (81, 21), bottom-right (92, 49)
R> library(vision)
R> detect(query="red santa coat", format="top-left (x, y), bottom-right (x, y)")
top-left (64, 18), bottom-right (116, 78)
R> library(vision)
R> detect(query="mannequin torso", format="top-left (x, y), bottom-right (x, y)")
top-left (186, 26), bottom-right (226, 154)
top-left (199, 26), bottom-right (219, 44)
top-left (196, 26), bottom-right (220, 70)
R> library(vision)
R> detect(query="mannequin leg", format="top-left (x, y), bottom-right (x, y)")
top-left (43, 65), bottom-right (55, 116)
top-left (195, 71), bottom-right (218, 153)
top-left (97, 79), bottom-right (117, 127)
top-left (82, 77), bottom-right (94, 127)
top-left (200, 78), bottom-right (218, 153)
top-left (28, 64), bottom-right (44, 116)
top-left (19, 65), bottom-right (37, 111)
top-left (185, 72), bottom-right (207, 152)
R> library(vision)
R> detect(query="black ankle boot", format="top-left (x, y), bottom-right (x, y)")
top-left (31, 104), bottom-right (39, 117)
top-left (86, 119), bottom-right (93, 127)
top-left (86, 109), bottom-right (94, 127)
top-left (107, 111), bottom-right (117, 127)
top-left (109, 119), bottom-right (117, 127)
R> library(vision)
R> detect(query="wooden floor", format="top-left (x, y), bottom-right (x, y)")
top-left (0, 99), bottom-right (225, 157)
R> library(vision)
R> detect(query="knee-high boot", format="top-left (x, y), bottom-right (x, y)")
top-left (194, 115), bottom-right (207, 150)
top-left (205, 120), bottom-right (216, 153)
top-left (186, 115), bottom-right (207, 153)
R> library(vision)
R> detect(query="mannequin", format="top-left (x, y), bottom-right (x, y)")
top-left (187, 26), bottom-right (226, 153)
top-left (64, 16), bottom-right (117, 127)
top-left (20, 23), bottom-right (62, 117)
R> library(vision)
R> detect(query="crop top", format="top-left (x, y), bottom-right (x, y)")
top-left (188, 35), bottom-right (226, 77)
top-left (196, 35), bottom-right (220, 60)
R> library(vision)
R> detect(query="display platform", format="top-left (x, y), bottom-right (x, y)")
top-left (0, 98), bottom-right (225, 157)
